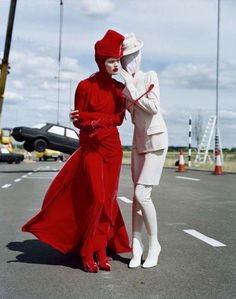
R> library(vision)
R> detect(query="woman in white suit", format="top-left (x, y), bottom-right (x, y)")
top-left (121, 33), bottom-right (168, 268)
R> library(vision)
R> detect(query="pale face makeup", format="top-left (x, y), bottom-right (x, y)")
top-left (104, 58), bottom-right (120, 75)
top-left (121, 51), bottom-right (141, 76)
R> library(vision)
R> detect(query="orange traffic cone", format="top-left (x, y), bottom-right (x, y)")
top-left (214, 149), bottom-right (223, 175)
top-left (178, 149), bottom-right (185, 172)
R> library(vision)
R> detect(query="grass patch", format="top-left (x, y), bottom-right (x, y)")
top-left (122, 150), bottom-right (236, 172)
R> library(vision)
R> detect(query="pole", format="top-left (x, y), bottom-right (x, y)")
top-left (57, 0), bottom-right (63, 125)
top-left (215, 0), bottom-right (220, 155)
top-left (0, 0), bottom-right (17, 121)
top-left (188, 116), bottom-right (192, 167)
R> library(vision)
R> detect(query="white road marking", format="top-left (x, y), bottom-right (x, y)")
top-left (183, 229), bottom-right (226, 247)
top-left (176, 176), bottom-right (200, 181)
top-left (25, 172), bottom-right (56, 180)
top-left (28, 172), bottom-right (33, 175)
top-left (31, 172), bottom-right (55, 175)
top-left (26, 176), bottom-right (55, 180)
top-left (118, 196), bottom-right (133, 204)
top-left (22, 175), bottom-right (28, 178)
top-left (1, 184), bottom-right (12, 189)
top-left (32, 172), bottom-right (56, 176)
top-left (14, 178), bottom-right (22, 182)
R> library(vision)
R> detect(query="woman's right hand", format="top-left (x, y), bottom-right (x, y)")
top-left (121, 68), bottom-right (138, 101)
top-left (70, 109), bottom-right (80, 122)
top-left (120, 68), bottom-right (134, 86)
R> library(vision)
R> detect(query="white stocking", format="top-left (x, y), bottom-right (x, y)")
top-left (129, 196), bottom-right (144, 268)
top-left (134, 184), bottom-right (161, 268)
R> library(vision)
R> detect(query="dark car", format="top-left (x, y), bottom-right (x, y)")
top-left (0, 145), bottom-right (24, 164)
top-left (12, 123), bottom-right (79, 155)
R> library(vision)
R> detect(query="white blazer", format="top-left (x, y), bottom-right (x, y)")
top-left (123, 70), bottom-right (168, 154)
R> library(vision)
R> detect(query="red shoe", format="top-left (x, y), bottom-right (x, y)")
top-left (96, 249), bottom-right (112, 271)
top-left (106, 256), bottom-right (113, 262)
top-left (82, 257), bottom-right (99, 273)
top-left (98, 261), bottom-right (112, 271)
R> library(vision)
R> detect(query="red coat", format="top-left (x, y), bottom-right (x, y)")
top-left (22, 72), bottom-right (131, 256)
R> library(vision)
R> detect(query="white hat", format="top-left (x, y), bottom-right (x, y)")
top-left (122, 32), bottom-right (143, 56)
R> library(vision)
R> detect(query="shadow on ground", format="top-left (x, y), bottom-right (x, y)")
top-left (6, 239), bottom-right (129, 270)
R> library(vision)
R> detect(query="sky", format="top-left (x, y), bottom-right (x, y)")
top-left (0, 0), bottom-right (235, 148)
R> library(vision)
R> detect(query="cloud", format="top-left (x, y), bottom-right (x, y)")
top-left (10, 51), bottom-right (56, 80)
top-left (12, 80), bottom-right (23, 89)
top-left (4, 91), bottom-right (24, 104)
top-left (9, 50), bottom-right (86, 85)
top-left (77, 0), bottom-right (114, 17)
top-left (160, 60), bottom-right (236, 90)
top-left (220, 109), bottom-right (236, 125)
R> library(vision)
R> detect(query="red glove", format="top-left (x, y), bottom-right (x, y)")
top-left (90, 118), bottom-right (114, 128)
top-left (73, 118), bottom-right (114, 130)
top-left (77, 112), bottom-right (122, 126)
top-left (72, 113), bottom-right (122, 130)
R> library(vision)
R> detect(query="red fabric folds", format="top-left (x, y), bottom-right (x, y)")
top-left (22, 72), bottom-right (131, 256)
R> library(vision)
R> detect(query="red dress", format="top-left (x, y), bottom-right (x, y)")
top-left (22, 72), bottom-right (131, 256)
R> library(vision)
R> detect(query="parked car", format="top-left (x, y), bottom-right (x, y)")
top-left (0, 145), bottom-right (24, 164)
top-left (36, 149), bottom-right (64, 161)
top-left (12, 123), bottom-right (79, 155)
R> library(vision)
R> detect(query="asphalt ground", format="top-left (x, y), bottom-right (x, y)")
top-left (0, 161), bottom-right (236, 299)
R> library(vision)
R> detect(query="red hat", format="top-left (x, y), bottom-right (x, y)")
top-left (95, 29), bottom-right (124, 59)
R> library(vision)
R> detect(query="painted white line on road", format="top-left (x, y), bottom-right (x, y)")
top-left (27, 172), bottom-right (56, 178)
top-left (176, 176), bottom-right (200, 181)
top-left (14, 178), bottom-right (22, 182)
top-left (118, 196), bottom-right (133, 204)
top-left (28, 172), bottom-right (33, 175)
top-left (29, 171), bottom-right (56, 176)
top-left (1, 184), bottom-right (12, 189)
top-left (27, 173), bottom-right (56, 178)
top-left (183, 229), bottom-right (226, 247)
top-left (22, 175), bottom-right (28, 178)
top-left (26, 177), bottom-right (55, 180)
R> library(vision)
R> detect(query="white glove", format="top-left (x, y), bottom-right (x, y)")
top-left (120, 68), bottom-right (137, 100)
top-left (121, 68), bottom-right (134, 85)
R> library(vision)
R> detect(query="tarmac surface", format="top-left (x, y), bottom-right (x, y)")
top-left (0, 161), bottom-right (236, 299)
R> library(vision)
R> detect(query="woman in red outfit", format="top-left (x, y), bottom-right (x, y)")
top-left (22, 30), bottom-right (131, 273)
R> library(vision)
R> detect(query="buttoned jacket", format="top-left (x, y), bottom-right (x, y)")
top-left (123, 70), bottom-right (168, 154)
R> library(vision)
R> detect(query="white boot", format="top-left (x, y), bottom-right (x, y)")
top-left (129, 236), bottom-right (144, 268)
top-left (142, 236), bottom-right (161, 268)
